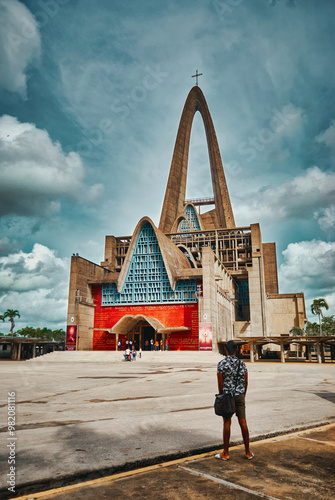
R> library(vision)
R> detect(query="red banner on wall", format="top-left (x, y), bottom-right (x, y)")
top-left (199, 322), bottom-right (212, 351)
top-left (66, 325), bottom-right (77, 350)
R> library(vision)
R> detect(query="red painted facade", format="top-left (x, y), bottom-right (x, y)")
top-left (92, 286), bottom-right (199, 351)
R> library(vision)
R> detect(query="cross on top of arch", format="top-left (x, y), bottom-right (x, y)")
top-left (192, 70), bottom-right (203, 86)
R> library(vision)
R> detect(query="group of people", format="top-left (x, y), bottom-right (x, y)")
top-left (118, 340), bottom-right (137, 351)
top-left (147, 339), bottom-right (169, 351)
top-left (118, 338), bottom-right (169, 352)
top-left (124, 344), bottom-right (141, 361)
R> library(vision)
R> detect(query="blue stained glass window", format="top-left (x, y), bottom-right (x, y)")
top-left (179, 205), bottom-right (201, 232)
top-left (237, 280), bottom-right (249, 306)
top-left (102, 223), bottom-right (197, 305)
top-left (179, 218), bottom-right (192, 232)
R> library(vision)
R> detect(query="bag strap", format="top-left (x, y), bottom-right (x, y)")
top-left (232, 359), bottom-right (241, 395)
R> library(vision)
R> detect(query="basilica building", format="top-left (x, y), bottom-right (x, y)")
top-left (66, 86), bottom-right (306, 352)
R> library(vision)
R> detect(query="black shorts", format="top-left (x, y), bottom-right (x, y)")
top-left (234, 393), bottom-right (246, 419)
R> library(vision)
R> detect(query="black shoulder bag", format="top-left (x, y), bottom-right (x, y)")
top-left (214, 359), bottom-right (241, 418)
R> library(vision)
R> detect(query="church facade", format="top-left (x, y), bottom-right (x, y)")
top-left (66, 86), bottom-right (306, 352)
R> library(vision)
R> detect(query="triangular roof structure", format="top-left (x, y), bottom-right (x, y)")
top-left (117, 217), bottom-right (192, 293)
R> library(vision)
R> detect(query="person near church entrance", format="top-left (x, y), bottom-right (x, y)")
top-left (139, 348), bottom-right (142, 359)
top-left (155, 340), bottom-right (159, 351)
top-left (132, 349), bottom-right (136, 361)
top-left (150, 339), bottom-right (154, 350)
top-left (165, 338), bottom-right (169, 351)
top-left (125, 348), bottom-right (131, 361)
top-left (118, 340), bottom-right (122, 350)
top-left (215, 340), bottom-right (254, 461)
top-left (160, 340), bottom-right (163, 350)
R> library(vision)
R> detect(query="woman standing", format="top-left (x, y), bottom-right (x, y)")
top-left (216, 340), bottom-right (254, 461)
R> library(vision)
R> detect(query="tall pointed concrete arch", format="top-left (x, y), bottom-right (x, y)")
top-left (159, 86), bottom-right (235, 233)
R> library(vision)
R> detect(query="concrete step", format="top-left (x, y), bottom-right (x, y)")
top-left (26, 350), bottom-right (223, 364)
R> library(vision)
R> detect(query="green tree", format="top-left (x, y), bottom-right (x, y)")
top-left (0, 314), bottom-right (5, 336)
top-left (311, 298), bottom-right (329, 336)
top-left (52, 329), bottom-right (66, 341)
top-left (15, 326), bottom-right (37, 338)
top-left (41, 328), bottom-right (53, 341)
top-left (3, 309), bottom-right (20, 335)
top-left (289, 326), bottom-right (304, 336)
top-left (14, 326), bottom-right (65, 341)
top-left (306, 321), bottom-right (321, 337)
top-left (322, 316), bottom-right (335, 336)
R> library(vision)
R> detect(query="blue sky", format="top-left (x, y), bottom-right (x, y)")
top-left (0, 0), bottom-right (334, 331)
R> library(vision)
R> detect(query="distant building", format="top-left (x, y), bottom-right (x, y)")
top-left (67, 86), bottom-right (306, 351)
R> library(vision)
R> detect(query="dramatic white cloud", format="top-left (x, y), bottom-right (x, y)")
top-left (0, 0), bottom-right (41, 96)
top-left (279, 239), bottom-right (335, 320)
top-left (316, 120), bottom-right (335, 150)
top-left (235, 166), bottom-right (335, 225)
top-left (322, 292), bottom-right (335, 318)
top-left (279, 239), bottom-right (335, 293)
top-left (0, 236), bottom-right (20, 256)
top-left (0, 115), bottom-right (87, 216)
top-left (0, 243), bottom-right (69, 330)
top-left (314, 205), bottom-right (335, 231)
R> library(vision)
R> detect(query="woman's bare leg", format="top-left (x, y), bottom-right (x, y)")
top-left (220, 417), bottom-right (231, 459)
top-left (238, 417), bottom-right (252, 458)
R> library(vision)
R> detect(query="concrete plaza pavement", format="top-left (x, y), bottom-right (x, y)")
top-left (0, 350), bottom-right (334, 497)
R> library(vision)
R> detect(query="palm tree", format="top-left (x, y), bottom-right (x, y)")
top-left (289, 326), bottom-right (304, 336)
top-left (311, 298), bottom-right (329, 336)
top-left (0, 314), bottom-right (4, 335)
top-left (3, 309), bottom-right (20, 336)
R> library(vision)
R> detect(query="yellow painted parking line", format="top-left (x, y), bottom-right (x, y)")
top-left (10, 450), bottom-right (215, 500)
top-left (11, 422), bottom-right (335, 500)
top-left (179, 465), bottom-right (281, 500)
top-left (296, 436), bottom-right (335, 446)
top-left (255, 422), bottom-right (335, 444)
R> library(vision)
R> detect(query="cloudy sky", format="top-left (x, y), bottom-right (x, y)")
top-left (0, 0), bottom-right (334, 332)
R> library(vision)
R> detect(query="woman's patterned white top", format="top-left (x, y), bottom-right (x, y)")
top-left (217, 355), bottom-right (247, 395)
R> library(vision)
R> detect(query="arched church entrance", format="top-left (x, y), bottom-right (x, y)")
top-left (141, 324), bottom-right (156, 350)
top-left (127, 320), bottom-right (156, 350)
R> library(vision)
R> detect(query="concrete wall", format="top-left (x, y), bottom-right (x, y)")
top-left (101, 235), bottom-right (116, 271)
top-left (234, 320), bottom-right (252, 337)
top-left (77, 303), bottom-right (95, 350)
top-left (67, 256), bottom-right (107, 350)
top-left (262, 242), bottom-right (279, 294)
top-left (266, 293), bottom-right (306, 335)
top-left (201, 246), bottom-right (234, 350)
top-left (247, 224), bottom-right (268, 337)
